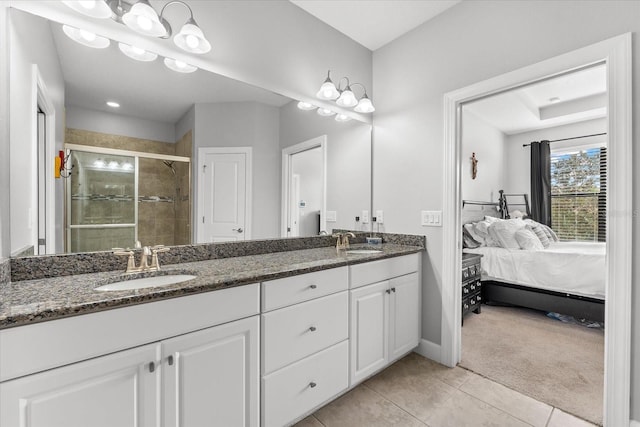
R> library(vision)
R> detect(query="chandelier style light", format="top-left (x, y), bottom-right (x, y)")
top-left (316, 70), bottom-right (375, 113)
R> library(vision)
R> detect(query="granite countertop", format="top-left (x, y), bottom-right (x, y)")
top-left (0, 244), bottom-right (423, 329)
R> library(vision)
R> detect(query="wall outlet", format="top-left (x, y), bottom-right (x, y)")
top-left (421, 210), bottom-right (442, 227)
top-left (361, 210), bottom-right (369, 224)
top-left (375, 210), bottom-right (384, 224)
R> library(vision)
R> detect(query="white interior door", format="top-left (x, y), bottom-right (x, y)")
top-left (198, 147), bottom-right (252, 243)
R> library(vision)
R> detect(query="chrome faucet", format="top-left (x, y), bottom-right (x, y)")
top-left (114, 244), bottom-right (170, 273)
top-left (333, 232), bottom-right (356, 251)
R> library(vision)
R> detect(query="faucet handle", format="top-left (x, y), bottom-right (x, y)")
top-left (151, 245), bottom-right (170, 253)
top-left (150, 246), bottom-right (170, 270)
top-left (113, 249), bottom-right (137, 273)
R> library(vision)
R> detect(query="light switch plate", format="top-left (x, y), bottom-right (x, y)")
top-left (375, 210), bottom-right (384, 224)
top-left (361, 210), bottom-right (369, 224)
top-left (326, 211), bottom-right (337, 222)
top-left (421, 210), bottom-right (442, 227)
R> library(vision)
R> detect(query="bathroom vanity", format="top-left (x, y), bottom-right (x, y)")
top-left (0, 241), bottom-right (423, 427)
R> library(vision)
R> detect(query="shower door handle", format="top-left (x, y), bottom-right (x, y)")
top-left (232, 228), bottom-right (244, 233)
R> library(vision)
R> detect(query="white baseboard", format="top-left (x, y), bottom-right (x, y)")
top-left (414, 339), bottom-right (441, 363)
top-left (629, 419), bottom-right (640, 427)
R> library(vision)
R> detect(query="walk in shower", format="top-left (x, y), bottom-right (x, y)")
top-left (66, 146), bottom-right (191, 252)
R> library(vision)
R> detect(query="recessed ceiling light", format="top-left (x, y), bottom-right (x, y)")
top-left (62, 24), bottom-right (110, 49)
top-left (106, 101), bottom-right (120, 108)
top-left (549, 97), bottom-right (561, 103)
top-left (163, 57), bottom-right (197, 73)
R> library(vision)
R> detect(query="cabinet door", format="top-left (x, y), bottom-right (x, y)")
top-left (389, 272), bottom-right (421, 361)
top-left (349, 280), bottom-right (389, 386)
top-left (163, 316), bottom-right (259, 427)
top-left (0, 343), bottom-right (160, 427)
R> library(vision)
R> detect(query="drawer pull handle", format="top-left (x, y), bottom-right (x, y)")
top-left (478, 296), bottom-right (482, 301)
top-left (168, 355), bottom-right (174, 366)
top-left (464, 304), bottom-right (469, 309)
top-left (309, 382), bottom-right (317, 388)
top-left (470, 285), bottom-right (476, 290)
top-left (149, 361), bottom-right (155, 373)
top-left (309, 284), bottom-right (317, 289)
top-left (309, 326), bottom-right (317, 332)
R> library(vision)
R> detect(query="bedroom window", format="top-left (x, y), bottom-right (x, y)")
top-left (550, 147), bottom-right (606, 242)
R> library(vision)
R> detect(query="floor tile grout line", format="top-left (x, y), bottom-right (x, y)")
top-left (311, 414), bottom-right (326, 426)
top-left (361, 383), bottom-right (430, 426)
top-left (455, 386), bottom-right (537, 427)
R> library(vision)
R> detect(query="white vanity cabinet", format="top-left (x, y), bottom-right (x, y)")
top-left (0, 284), bottom-right (261, 427)
top-left (260, 267), bottom-right (350, 427)
top-left (349, 254), bottom-right (421, 386)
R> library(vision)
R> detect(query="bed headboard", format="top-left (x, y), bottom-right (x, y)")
top-left (461, 199), bottom-right (501, 224)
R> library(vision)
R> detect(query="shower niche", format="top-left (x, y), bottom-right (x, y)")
top-left (67, 148), bottom-right (191, 252)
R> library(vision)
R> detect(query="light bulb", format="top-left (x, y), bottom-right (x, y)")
top-left (354, 94), bottom-right (375, 113)
top-left (79, 1), bottom-right (96, 10)
top-left (297, 101), bottom-right (316, 111)
top-left (106, 101), bottom-right (120, 108)
top-left (118, 42), bottom-right (158, 62)
top-left (164, 57), bottom-right (197, 73)
top-left (62, 25), bottom-right (110, 49)
top-left (79, 29), bottom-right (96, 42)
top-left (316, 108), bottom-right (336, 117)
top-left (335, 114), bottom-right (352, 122)
top-left (186, 35), bottom-right (199, 49)
top-left (336, 88), bottom-right (358, 108)
top-left (137, 15), bottom-right (152, 31)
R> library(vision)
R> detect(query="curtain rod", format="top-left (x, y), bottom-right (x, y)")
top-left (522, 132), bottom-right (607, 147)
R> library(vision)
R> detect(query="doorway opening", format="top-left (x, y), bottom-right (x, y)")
top-left (281, 136), bottom-right (327, 237)
top-left (442, 34), bottom-right (632, 427)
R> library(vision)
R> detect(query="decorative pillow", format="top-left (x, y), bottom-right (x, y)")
top-left (515, 228), bottom-right (544, 251)
top-left (487, 219), bottom-right (526, 249)
top-left (474, 218), bottom-right (501, 247)
top-left (462, 225), bottom-right (482, 248)
top-left (526, 224), bottom-right (550, 248)
top-left (524, 219), bottom-right (559, 243)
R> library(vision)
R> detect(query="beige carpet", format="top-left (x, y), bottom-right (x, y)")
top-left (460, 305), bottom-right (604, 425)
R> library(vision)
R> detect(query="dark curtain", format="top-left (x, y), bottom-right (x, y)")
top-left (530, 140), bottom-right (551, 226)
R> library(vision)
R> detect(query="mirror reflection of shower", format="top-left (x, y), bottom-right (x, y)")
top-left (67, 148), bottom-right (191, 252)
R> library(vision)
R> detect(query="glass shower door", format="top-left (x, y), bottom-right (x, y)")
top-left (67, 151), bottom-right (136, 252)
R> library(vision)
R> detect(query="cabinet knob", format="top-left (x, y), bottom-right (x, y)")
top-left (168, 355), bottom-right (174, 366)
top-left (309, 326), bottom-right (317, 332)
top-left (391, 287), bottom-right (396, 293)
top-left (386, 289), bottom-right (391, 294)
top-left (309, 382), bottom-right (317, 388)
top-left (309, 284), bottom-right (317, 289)
top-left (148, 361), bottom-right (155, 373)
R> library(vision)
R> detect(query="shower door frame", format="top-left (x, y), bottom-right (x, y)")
top-left (65, 144), bottom-right (191, 252)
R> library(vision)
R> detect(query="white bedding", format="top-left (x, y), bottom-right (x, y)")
top-left (464, 242), bottom-right (606, 300)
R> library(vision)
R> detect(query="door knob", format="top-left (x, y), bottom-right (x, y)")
top-left (232, 228), bottom-right (244, 233)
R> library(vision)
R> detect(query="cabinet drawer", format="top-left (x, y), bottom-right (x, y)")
top-left (262, 292), bottom-right (348, 374)
top-left (262, 267), bottom-right (348, 311)
top-left (350, 253), bottom-right (420, 289)
top-left (262, 340), bottom-right (348, 427)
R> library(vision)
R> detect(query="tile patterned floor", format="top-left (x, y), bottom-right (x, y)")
top-left (294, 352), bottom-right (598, 427)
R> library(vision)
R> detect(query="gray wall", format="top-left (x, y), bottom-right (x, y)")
top-left (371, 0), bottom-right (639, 419)
top-left (194, 102), bottom-right (281, 239)
top-left (0, 5), bottom-right (10, 261)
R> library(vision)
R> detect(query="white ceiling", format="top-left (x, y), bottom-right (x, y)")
top-left (464, 65), bottom-right (607, 135)
top-left (290, 0), bottom-right (461, 51)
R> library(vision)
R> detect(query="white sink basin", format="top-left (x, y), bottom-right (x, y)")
top-left (95, 274), bottom-right (197, 292)
top-left (346, 249), bottom-right (382, 255)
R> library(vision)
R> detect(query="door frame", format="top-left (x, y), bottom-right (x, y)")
top-left (33, 65), bottom-right (55, 254)
top-left (281, 136), bottom-right (327, 237)
top-left (442, 33), bottom-right (632, 426)
top-left (196, 147), bottom-right (252, 242)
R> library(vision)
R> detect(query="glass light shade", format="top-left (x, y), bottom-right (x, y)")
top-left (62, 1), bottom-right (113, 18)
top-left (354, 95), bottom-right (375, 113)
top-left (316, 108), bottom-right (336, 117)
top-left (174, 19), bottom-right (211, 54)
top-left (62, 25), bottom-right (110, 49)
top-left (297, 101), bottom-right (316, 111)
top-left (122, 0), bottom-right (167, 37)
top-left (336, 87), bottom-right (358, 108)
top-left (163, 57), bottom-right (197, 73)
top-left (316, 81), bottom-right (340, 100)
top-left (118, 42), bottom-right (158, 62)
top-left (335, 114), bottom-right (352, 122)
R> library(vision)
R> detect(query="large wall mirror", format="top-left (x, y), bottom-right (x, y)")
top-left (8, 7), bottom-right (372, 257)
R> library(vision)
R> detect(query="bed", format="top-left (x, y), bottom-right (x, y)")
top-left (462, 192), bottom-right (605, 322)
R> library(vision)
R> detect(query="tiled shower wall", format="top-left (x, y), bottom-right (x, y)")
top-left (65, 128), bottom-right (192, 250)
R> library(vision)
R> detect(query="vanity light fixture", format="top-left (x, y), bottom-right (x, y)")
top-left (63, 0), bottom-right (212, 54)
top-left (297, 101), bottom-right (316, 111)
top-left (316, 70), bottom-right (375, 113)
top-left (61, 0), bottom-right (113, 19)
top-left (106, 101), bottom-right (120, 108)
top-left (164, 57), bottom-right (197, 73)
top-left (316, 107), bottom-right (336, 117)
top-left (118, 42), bottom-right (158, 62)
top-left (62, 25), bottom-right (110, 49)
top-left (334, 114), bottom-right (352, 122)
